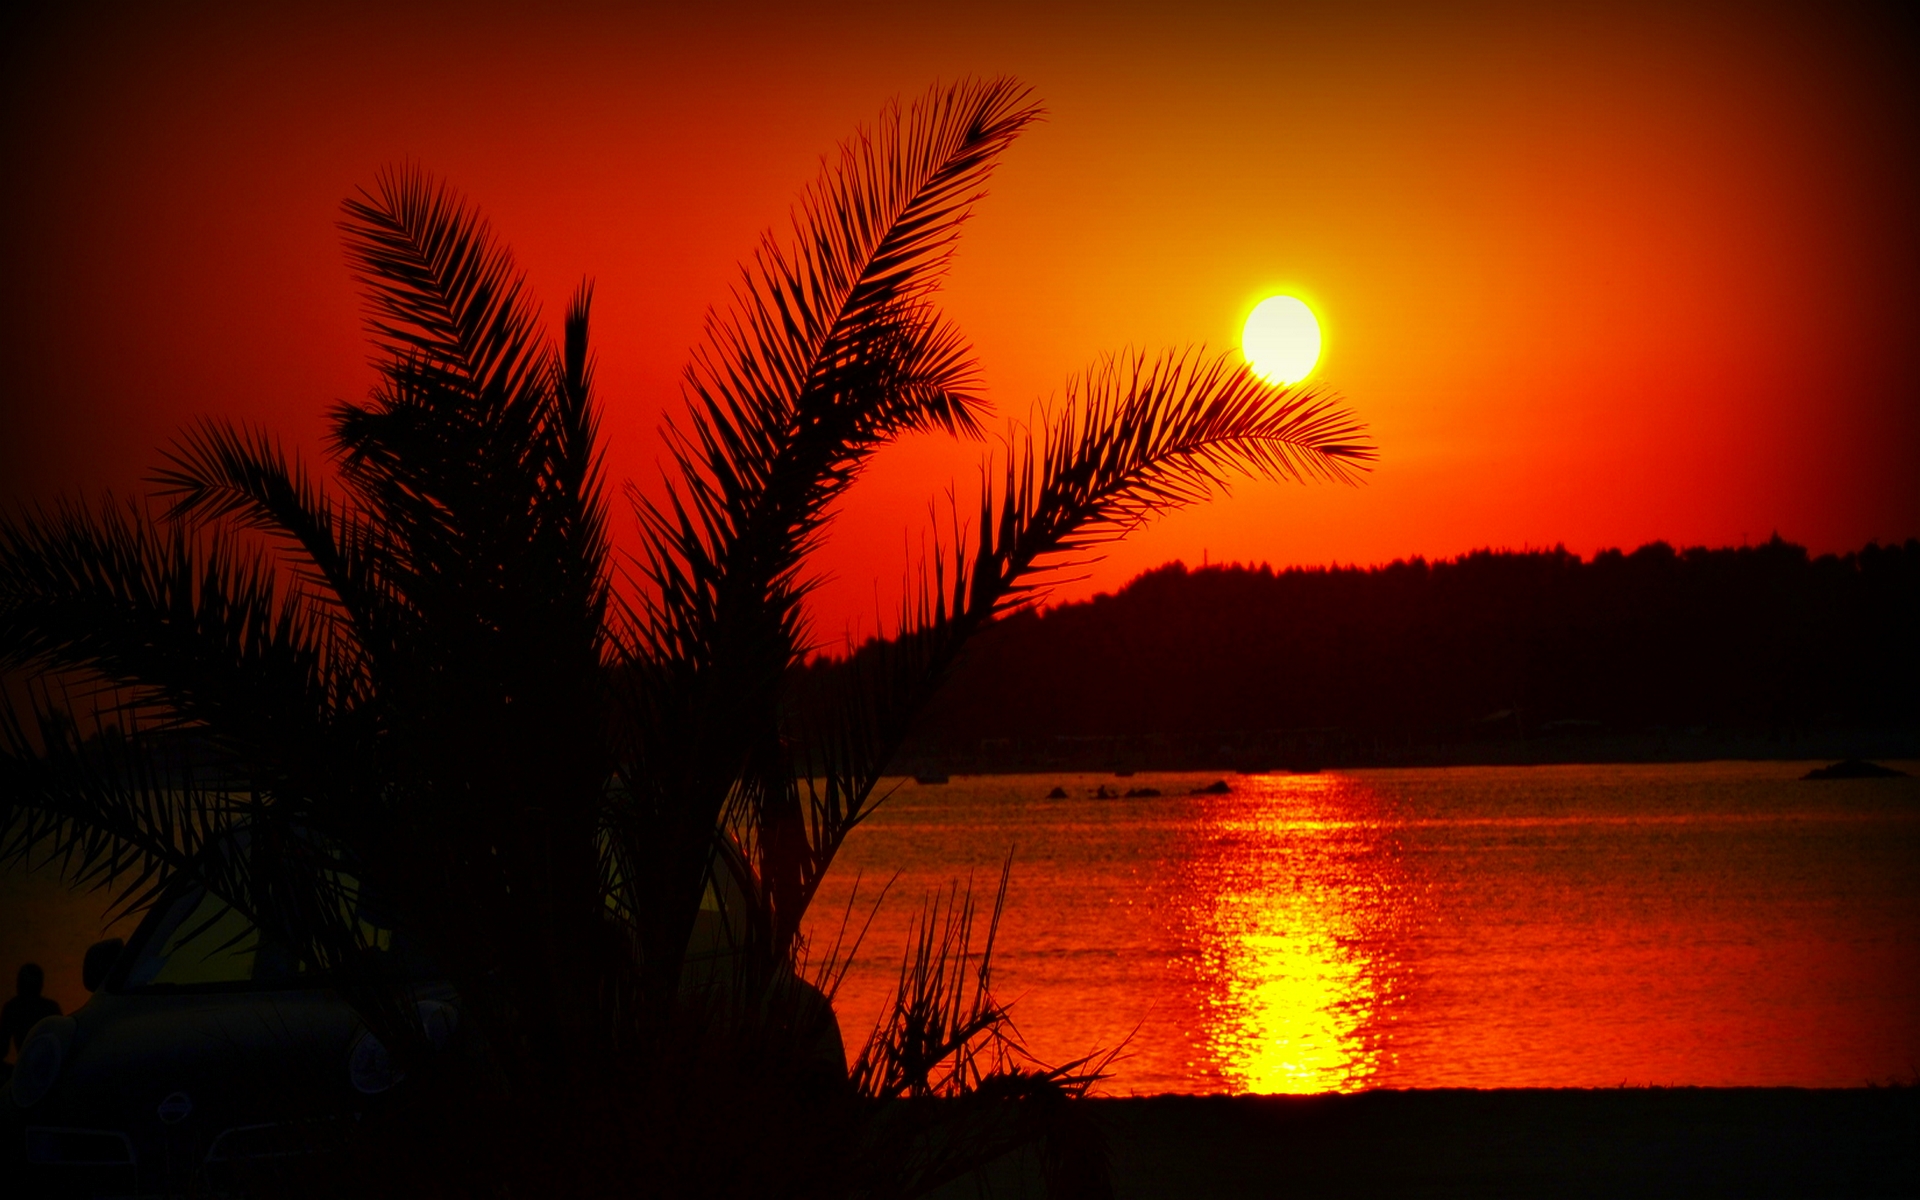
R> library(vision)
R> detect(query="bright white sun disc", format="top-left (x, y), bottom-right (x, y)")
top-left (1242, 295), bottom-right (1321, 384)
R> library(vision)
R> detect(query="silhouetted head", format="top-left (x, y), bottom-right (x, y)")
top-left (17, 963), bottom-right (44, 997)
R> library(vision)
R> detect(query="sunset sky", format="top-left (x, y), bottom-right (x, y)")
top-left (3, 1), bottom-right (1913, 645)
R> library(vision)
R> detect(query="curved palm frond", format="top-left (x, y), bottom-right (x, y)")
top-left (640, 77), bottom-right (1041, 654)
top-left (152, 419), bottom-right (407, 669)
top-left (753, 352), bottom-right (1373, 958)
top-left (0, 489), bottom-right (390, 993)
top-left (0, 497), bottom-right (354, 772)
top-left (330, 166), bottom-right (607, 647)
top-left (0, 691), bottom-right (374, 947)
top-left (965, 349), bottom-right (1375, 614)
top-left (609, 78), bottom-right (1042, 999)
top-left (1, 692), bottom-right (250, 917)
top-left (339, 165), bottom-right (546, 418)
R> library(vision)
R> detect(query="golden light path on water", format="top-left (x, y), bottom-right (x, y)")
top-left (1187, 774), bottom-right (1407, 1093)
top-left (1213, 871), bottom-right (1375, 1091)
top-left (1213, 893), bottom-right (1370, 1091)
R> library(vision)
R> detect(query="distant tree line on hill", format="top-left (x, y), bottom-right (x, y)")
top-left (795, 537), bottom-right (1919, 769)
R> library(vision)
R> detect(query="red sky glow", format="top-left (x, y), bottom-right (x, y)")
top-left (3, 1), bottom-right (1914, 646)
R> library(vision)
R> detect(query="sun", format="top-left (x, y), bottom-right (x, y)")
top-left (1242, 295), bottom-right (1322, 385)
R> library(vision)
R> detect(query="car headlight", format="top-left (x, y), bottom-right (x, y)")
top-left (348, 1029), bottom-right (403, 1095)
top-left (347, 1003), bottom-right (457, 1094)
top-left (417, 999), bottom-right (458, 1051)
top-left (11, 1016), bottom-right (75, 1108)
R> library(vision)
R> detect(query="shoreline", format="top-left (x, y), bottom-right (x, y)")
top-left (939, 1087), bottom-right (1920, 1198)
top-left (892, 732), bottom-right (1920, 778)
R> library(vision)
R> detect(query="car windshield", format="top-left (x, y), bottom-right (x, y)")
top-left (119, 886), bottom-right (312, 990)
top-left (118, 875), bottom-right (436, 992)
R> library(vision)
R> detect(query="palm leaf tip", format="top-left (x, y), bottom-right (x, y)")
top-left (336, 164), bottom-right (546, 420)
top-left (1055, 348), bottom-right (1376, 510)
top-left (686, 75), bottom-right (1042, 440)
top-left (642, 78), bottom-right (1046, 675)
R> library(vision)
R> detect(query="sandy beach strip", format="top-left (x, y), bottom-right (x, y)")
top-left (935, 1088), bottom-right (1919, 1198)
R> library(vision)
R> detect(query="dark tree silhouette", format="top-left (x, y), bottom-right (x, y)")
top-left (866, 537), bottom-right (1919, 762)
top-left (0, 79), bottom-right (1371, 1196)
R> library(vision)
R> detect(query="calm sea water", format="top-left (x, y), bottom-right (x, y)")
top-left (6, 762), bottom-right (1913, 1094)
top-left (806, 762), bottom-right (1920, 1094)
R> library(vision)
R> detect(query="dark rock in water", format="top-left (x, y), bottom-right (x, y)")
top-left (1802, 759), bottom-right (1909, 780)
top-left (1192, 779), bottom-right (1232, 795)
top-left (1094, 785), bottom-right (1116, 800)
top-left (1046, 786), bottom-right (1069, 799)
top-left (1124, 787), bottom-right (1162, 798)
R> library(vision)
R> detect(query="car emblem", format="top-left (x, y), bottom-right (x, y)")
top-left (157, 1091), bottom-right (193, 1124)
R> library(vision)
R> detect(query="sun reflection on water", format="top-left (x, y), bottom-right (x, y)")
top-left (1191, 774), bottom-right (1409, 1093)
top-left (812, 764), bottom-right (1920, 1094)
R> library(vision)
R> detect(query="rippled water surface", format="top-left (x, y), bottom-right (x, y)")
top-left (7, 761), bottom-right (1913, 1094)
top-left (807, 762), bottom-right (1920, 1094)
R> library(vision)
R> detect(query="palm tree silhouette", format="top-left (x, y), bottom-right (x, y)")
top-left (1, 79), bottom-right (1372, 1195)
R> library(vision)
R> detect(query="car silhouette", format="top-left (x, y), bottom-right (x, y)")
top-left (5, 870), bottom-right (454, 1198)
top-left (7, 862), bottom-right (845, 1197)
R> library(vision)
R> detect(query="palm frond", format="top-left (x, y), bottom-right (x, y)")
top-left (329, 169), bottom-right (609, 664)
top-left (640, 77), bottom-right (1041, 661)
top-left (0, 690), bottom-right (233, 919)
top-left (965, 349), bottom-right (1375, 616)
top-left (555, 281), bottom-right (611, 589)
top-left (0, 689), bottom-right (384, 1012)
top-left (0, 497), bottom-right (355, 781)
top-left (151, 419), bottom-right (405, 670)
top-left (755, 352), bottom-right (1373, 943)
top-left (338, 165), bottom-right (546, 417)
top-left (609, 82), bottom-right (1042, 994)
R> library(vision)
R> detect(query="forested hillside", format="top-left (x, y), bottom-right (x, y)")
top-left (797, 538), bottom-right (1919, 769)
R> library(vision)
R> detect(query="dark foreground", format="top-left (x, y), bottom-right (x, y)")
top-left (939, 1089), bottom-right (1919, 1199)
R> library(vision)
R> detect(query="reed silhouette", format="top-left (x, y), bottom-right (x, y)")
top-left (0, 79), bottom-right (1370, 1197)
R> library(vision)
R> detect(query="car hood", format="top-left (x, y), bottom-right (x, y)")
top-left (30, 987), bottom-right (366, 1130)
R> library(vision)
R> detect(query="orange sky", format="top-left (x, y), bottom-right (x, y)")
top-left (2, 1), bottom-right (1914, 646)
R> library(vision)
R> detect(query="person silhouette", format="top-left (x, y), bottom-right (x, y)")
top-left (2, 963), bottom-right (63, 1062)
